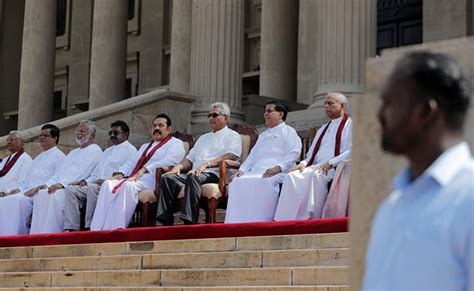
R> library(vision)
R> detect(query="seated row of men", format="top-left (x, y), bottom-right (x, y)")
top-left (0, 92), bottom-right (352, 235)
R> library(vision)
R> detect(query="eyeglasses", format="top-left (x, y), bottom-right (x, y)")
top-left (108, 130), bottom-right (122, 136)
top-left (39, 134), bottom-right (52, 138)
top-left (264, 109), bottom-right (277, 114)
top-left (207, 113), bottom-right (224, 118)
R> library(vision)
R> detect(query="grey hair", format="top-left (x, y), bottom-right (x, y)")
top-left (9, 130), bottom-right (25, 141)
top-left (329, 92), bottom-right (349, 110)
top-left (211, 102), bottom-right (231, 116)
top-left (78, 120), bottom-right (97, 136)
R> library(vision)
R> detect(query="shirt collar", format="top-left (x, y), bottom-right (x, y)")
top-left (393, 141), bottom-right (472, 190)
top-left (267, 122), bottom-right (285, 133)
top-left (212, 126), bottom-right (228, 135)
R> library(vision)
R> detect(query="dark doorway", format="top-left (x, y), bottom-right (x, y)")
top-left (377, 0), bottom-right (423, 55)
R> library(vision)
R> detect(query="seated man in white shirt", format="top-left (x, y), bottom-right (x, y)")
top-left (30, 120), bottom-right (103, 234)
top-left (274, 92), bottom-right (352, 221)
top-left (225, 100), bottom-right (301, 223)
top-left (63, 120), bottom-right (137, 231)
top-left (90, 114), bottom-right (185, 230)
top-left (0, 131), bottom-right (33, 197)
top-left (156, 103), bottom-right (242, 225)
top-left (0, 124), bottom-right (65, 235)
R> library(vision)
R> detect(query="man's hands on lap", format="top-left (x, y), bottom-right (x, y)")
top-left (288, 163), bottom-right (306, 173)
top-left (24, 186), bottom-right (41, 197)
top-left (262, 166), bottom-right (282, 178)
top-left (164, 164), bottom-right (182, 176)
top-left (189, 163), bottom-right (207, 176)
top-left (48, 183), bottom-right (64, 194)
top-left (316, 162), bottom-right (332, 175)
top-left (7, 188), bottom-right (20, 196)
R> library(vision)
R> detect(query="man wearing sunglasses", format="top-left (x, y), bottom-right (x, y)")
top-left (0, 124), bottom-right (64, 235)
top-left (156, 102), bottom-right (242, 225)
top-left (63, 120), bottom-right (137, 232)
top-left (30, 120), bottom-right (103, 234)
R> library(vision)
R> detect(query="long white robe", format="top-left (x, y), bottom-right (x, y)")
top-left (90, 137), bottom-right (185, 230)
top-left (0, 147), bottom-right (65, 235)
top-left (225, 122), bottom-right (301, 223)
top-left (30, 144), bottom-right (102, 234)
top-left (0, 150), bottom-right (33, 193)
top-left (63, 141), bottom-right (137, 230)
top-left (274, 116), bottom-right (352, 221)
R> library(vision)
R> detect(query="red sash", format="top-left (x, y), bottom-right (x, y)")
top-left (112, 135), bottom-right (171, 194)
top-left (306, 113), bottom-right (348, 166)
top-left (0, 148), bottom-right (24, 177)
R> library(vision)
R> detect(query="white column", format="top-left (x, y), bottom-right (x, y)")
top-left (190, 0), bottom-right (245, 125)
top-left (310, 0), bottom-right (376, 108)
top-left (170, 0), bottom-right (192, 93)
top-left (259, 0), bottom-right (298, 101)
top-left (17, 0), bottom-right (56, 129)
top-left (89, 0), bottom-right (128, 109)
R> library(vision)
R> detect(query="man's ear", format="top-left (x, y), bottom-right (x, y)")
top-left (419, 99), bottom-right (439, 128)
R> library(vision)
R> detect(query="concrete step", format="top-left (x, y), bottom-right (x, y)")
top-left (0, 267), bottom-right (349, 288)
top-left (0, 248), bottom-right (349, 272)
top-left (0, 286), bottom-right (349, 291)
top-left (0, 233), bottom-right (348, 260)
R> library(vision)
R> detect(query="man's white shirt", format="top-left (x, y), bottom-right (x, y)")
top-left (0, 150), bottom-right (33, 193)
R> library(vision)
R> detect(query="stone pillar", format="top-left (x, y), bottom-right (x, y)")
top-left (190, 0), bottom-right (245, 129)
top-left (297, 0), bottom-right (318, 105)
top-left (423, 0), bottom-right (474, 42)
top-left (89, 0), bottom-right (128, 109)
top-left (309, 0), bottom-right (376, 108)
top-left (139, 0), bottom-right (165, 94)
top-left (170, 0), bottom-right (192, 93)
top-left (259, 0), bottom-right (298, 101)
top-left (68, 0), bottom-right (93, 115)
top-left (17, 0), bottom-right (56, 130)
top-left (0, 0), bottom-right (24, 134)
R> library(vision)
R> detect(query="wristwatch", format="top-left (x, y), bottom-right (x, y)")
top-left (328, 161), bottom-right (333, 168)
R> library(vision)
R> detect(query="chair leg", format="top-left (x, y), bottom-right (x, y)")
top-left (139, 203), bottom-right (147, 227)
top-left (207, 198), bottom-right (218, 224)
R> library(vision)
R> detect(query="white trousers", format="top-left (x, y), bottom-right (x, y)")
top-left (225, 173), bottom-right (284, 223)
top-left (274, 167), bottom-right (332, 221)
top-left (30, 188), bottom-right (66, 234)
top-left (0, 192), bottom-right (33, 235)
top-left (90, 179), bottom-right (147, 231)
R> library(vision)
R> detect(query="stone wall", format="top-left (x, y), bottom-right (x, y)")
top-left (350, 37), bottom-right (474, 291)
top-left (0, 89), bottom-right (195, 159)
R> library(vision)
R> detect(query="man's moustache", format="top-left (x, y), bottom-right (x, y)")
top-left (153, 129), bottom-right (162, 135)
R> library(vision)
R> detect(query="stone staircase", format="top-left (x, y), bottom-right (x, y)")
top-left (0, 232), bottom-right (349, 290)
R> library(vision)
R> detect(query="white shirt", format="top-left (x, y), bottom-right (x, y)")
top-left (240, 122), bottom-right (301, 174)
top-left (45, 144), bottom-right (103, 187)
top-left (303, 116), bottom-right (352, 167)
top-left (120, 137), bottom-right (185, 176)
top-left (0, 150), bottom-right (33, 193)
top-left (363, 142), bottom-right (474, 290)
top-left (18, 146), bottom-right (65, 191)
top-left (186, 126), bottom-right (242, 176)
top-left (89, 141), bottom-right (137, 181)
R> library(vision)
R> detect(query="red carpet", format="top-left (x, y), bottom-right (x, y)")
top-left (0, 218), bottom-right (348, 248)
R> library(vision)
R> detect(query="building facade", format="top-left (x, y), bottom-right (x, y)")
top-left (0, 0), bottom-right (472, 135)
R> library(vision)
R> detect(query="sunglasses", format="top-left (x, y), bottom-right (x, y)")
top-left (207, 113), bottom-right (224, 118)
